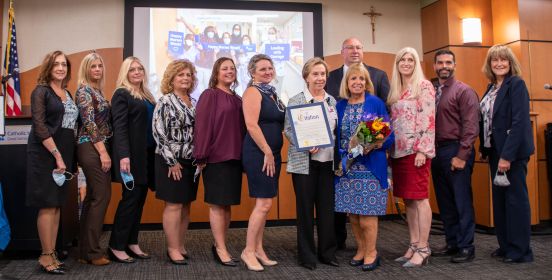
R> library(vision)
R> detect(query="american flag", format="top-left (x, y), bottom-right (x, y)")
top-left (3, 2), bottom-right (21, 116)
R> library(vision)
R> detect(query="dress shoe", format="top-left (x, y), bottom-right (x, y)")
top-left (403, 247), bottom-right (431, 268)
top-left (126, 247), bottom-right (151, 259)
top-left (212, 245), bottom-right (237, 267)
top-left (432, 245), bottom-right (459, 257)
top-left (503, 256), bottom-right (533, 264)
top-left (361, 255), bottom-right (381, 271)
top-left (450, 248), bottom-right (475, 263)
top-left (38, 253), bottom-right (65, 275)
top-left (301, 262), bottom-right (316, 270)
top-left (491, 249), bottom-right (505, 258)
top-left (255, 253), bottom-right (278, 266)
top-left (319, 258), bottom-right (339, 267)
top-left (167, 251), bottom-right (187, 265)
top-left (78, 256), bottom-right (111, 266)
top-left (241, 252), bottom-right (264, 272)
top-left (395, 242), bottom-right (417, 263)
top-left (108, 249), bottom-right (136, 263)
top-left (349, 258), bottom-right (363, 266)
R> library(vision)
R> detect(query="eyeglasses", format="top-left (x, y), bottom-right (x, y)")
top-left (343, 45), bottom-right (363, 51)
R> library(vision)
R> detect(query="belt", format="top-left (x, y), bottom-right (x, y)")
top-left (436, 140), bottom-right (459, 148)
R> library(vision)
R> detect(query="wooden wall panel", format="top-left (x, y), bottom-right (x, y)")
top-left (278, 163), bottom-right (296, 219)
top-left (491, 0), bottom-right (520, 44)
top-left (446, 0), bottom-right (493, 46)
top-left (526, 42), bottom-right (552, 100)
top-left (472, 162), bottom-right (492, 227)
top-left (448, 46), bottom-right (490, 96)
top-left (518, 0), bottom-right (552, 41)
top-left (538, 161), bottom-right (552, 220)
top-left (532, 101), bottom-right (552, 161)
top-left (421, 0), bottom-right (449, 53)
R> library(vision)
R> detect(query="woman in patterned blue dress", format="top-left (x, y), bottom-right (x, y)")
top-left (334, 63), bottom-right (394, 271)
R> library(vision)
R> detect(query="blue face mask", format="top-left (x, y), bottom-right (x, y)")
top-left (121, 172), bottom-right (135, 191)
top-left (52, 171), bottom-right (74, 187)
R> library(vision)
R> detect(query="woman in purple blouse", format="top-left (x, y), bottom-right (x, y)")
top-left (193, 57), bottom-right (245, 267)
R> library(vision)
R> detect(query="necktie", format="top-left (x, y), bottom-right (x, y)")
top-left (435, 84), bottom-right (444, 106)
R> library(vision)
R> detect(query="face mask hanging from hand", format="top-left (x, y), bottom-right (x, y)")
top-left (52, 171), bottom-right (75, 187)
top-left (121, 171), bottom-right (135, 191)
top-left (493, 170), bottom-right (511, 187)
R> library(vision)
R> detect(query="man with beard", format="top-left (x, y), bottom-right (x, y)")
top-left (430, 50), bottom-right (480, 263)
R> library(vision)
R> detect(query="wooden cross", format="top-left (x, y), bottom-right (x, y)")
top-left (363, 6), bottom-right (382, 44)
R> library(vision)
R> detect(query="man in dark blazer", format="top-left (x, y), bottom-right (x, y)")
top-left (326, 37), bottom-right (390, 103)
top-left (325, 37), bottom-right (390, 250)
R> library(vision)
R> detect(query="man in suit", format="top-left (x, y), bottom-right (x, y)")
top-left (430, 50), bottom-right (479, 263)
top-left (325, 37), bottom-right (390, 250)
top-left (326, 37), bottom-right (389, 103)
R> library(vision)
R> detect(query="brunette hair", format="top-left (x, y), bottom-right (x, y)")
top-left (37, 50), bottom-right (71, 88)
top-left (208, 57), bottom-right (238, 90)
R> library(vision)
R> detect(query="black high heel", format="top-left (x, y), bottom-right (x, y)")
top-left (212, 245), bottom-right (237, 266)
top-left (361, 255), bottom-right (381, 271)
top-left (167, 251), bottom-right (188, 265)
top-left (38, 252), bottom-right (65, 275)
top-left (108, 248), bottom-right (136, 263)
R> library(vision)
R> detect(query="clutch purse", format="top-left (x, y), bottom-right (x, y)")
top-left (493, 171), bottom-right (511, 187)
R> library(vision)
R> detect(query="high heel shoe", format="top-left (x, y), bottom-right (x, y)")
top-left (241, 252), bottom-right (264, 272)
top-left (403, 246), bottom-right (431, 268)
top-left (167, 251), bottom-right (187, 265)
top-left (212, 245), bottom-right (237, 266)
top-left (361, 255), bottom-right (381, 271)
top-left (395, 242), bottom-right (418, 263)
top-left (108, 248), bottom-right (136, 263)
top-left (255, 252), bottom-right (278, 266)
top-left (38, 252), bottom-right (65, 275)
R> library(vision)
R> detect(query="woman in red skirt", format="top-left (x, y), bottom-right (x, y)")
top-left (387, 47), bottom-right (435, 268)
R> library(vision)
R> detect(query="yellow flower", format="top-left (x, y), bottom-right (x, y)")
top-left (372, 119), bottom-right (384, 131)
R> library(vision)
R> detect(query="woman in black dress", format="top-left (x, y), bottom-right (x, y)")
top-left (108, 57), bottom-right (156, 263)
top-left (194, 57), bottom-right (245, 267)
top-left (153, 59), bottom-right (199, 265)
top-left (26, 51), bottom-right (77, 274)
top-left (240, 54), bottom-right (285, 271)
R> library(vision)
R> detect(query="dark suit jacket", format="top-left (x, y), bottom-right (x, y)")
top-left (326, 63), bottom-right (390, 103)
top-left (111, 88), bottom-right (153, 184)
top-left (479, 75), bottom-right (534, 161)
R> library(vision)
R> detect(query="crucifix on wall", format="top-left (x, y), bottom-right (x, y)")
top-left (363, 6), bottom-right (382, 44)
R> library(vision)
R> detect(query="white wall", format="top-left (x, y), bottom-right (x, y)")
top-left (3, 0), bottom-right (422, 71)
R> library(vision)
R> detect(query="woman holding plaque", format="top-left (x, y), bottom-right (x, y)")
top-left (388, 47), bottom-right (435, 268)
top-left (334, 63), bottom-right (393, 272)
top-left (240, 54), bottom-right (285, 272)
top-left (284, 57), bottom-right (338, 270)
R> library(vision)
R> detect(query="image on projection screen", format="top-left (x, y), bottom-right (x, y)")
top-left (134, 7), bottom-right (314, 104)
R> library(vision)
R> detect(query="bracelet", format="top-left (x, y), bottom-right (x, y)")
top-left (50, 148), bottom-right (59, 155)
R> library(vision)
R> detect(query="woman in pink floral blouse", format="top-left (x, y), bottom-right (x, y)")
top-left (387, 47), bottom-right (435, 268)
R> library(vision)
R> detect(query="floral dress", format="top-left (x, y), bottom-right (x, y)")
top-left (334, 102), bottom-right (388, 216)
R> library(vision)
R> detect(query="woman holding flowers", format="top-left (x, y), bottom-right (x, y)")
top-left (388, 47), bottom-right (435, 268)
top-left (284, 57), bottom-right (338, 270)
top-left (334, 63), bottom-right (394, 272)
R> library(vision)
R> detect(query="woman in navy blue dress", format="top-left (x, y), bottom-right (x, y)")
top-left (240, 54), bottom-right (285, 271)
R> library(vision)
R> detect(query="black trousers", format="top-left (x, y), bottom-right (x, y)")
top-left (108, 183), bottom-right (149, 250)
top-left (431, 142), bottom-right (475, 250)
top-left (489, 148), bottom-right (533, 262)
top-left (292, 160), bottom-right (337, 264)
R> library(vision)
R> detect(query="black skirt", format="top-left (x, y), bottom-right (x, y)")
top-left (203, 160), bottom-right (242, 206)
top-left (155, 154), bottom-right (198, 204)
top-left (26, 128), bottom-right (76, 208)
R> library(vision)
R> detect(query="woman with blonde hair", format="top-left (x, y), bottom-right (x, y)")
top-left (334, 63), bottom-right (393, 271)
top-left (479, 45), bottom-right (533, 263)
top-left (26, 51), bottom-right (77, 274)
top-left (388, 47), bottom-right (435, 268)
top-left (76, 52), bottom-right (112, 266)
top-left (108, 57), bottom-right (156, 263)
top-left (153, 59), bottom-right (199, 265)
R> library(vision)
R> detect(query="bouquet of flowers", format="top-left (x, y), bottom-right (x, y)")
top-left (335, 114), bottom-right (392, 176)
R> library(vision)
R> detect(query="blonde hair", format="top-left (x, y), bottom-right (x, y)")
top-left (387, 47), bottom-right (425, 105)
top-left (482, 44), bottom-right (522, 83)
top-left (160, 59), bottom-right (197, 95)
top-left (338, 63), bottom-right (374, 100)
top-left (77, 52), bottom-right (105, 90)
top-left (116, 56), bottom-right (155, 104)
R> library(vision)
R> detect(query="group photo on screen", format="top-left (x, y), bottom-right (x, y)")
top-left (142, 8), bottom-right (313, 103)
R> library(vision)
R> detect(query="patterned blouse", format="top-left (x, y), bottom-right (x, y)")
top-left (153, 93), bottom-right (196, 166)
top-left (61, 92), bottom-right (79, 130)
top-left (390, 79), bottom-right (436, 159)
top-left (480, 84), bottom-right (500, 148)
top-left (76, 84), bottom-right (112, 144)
